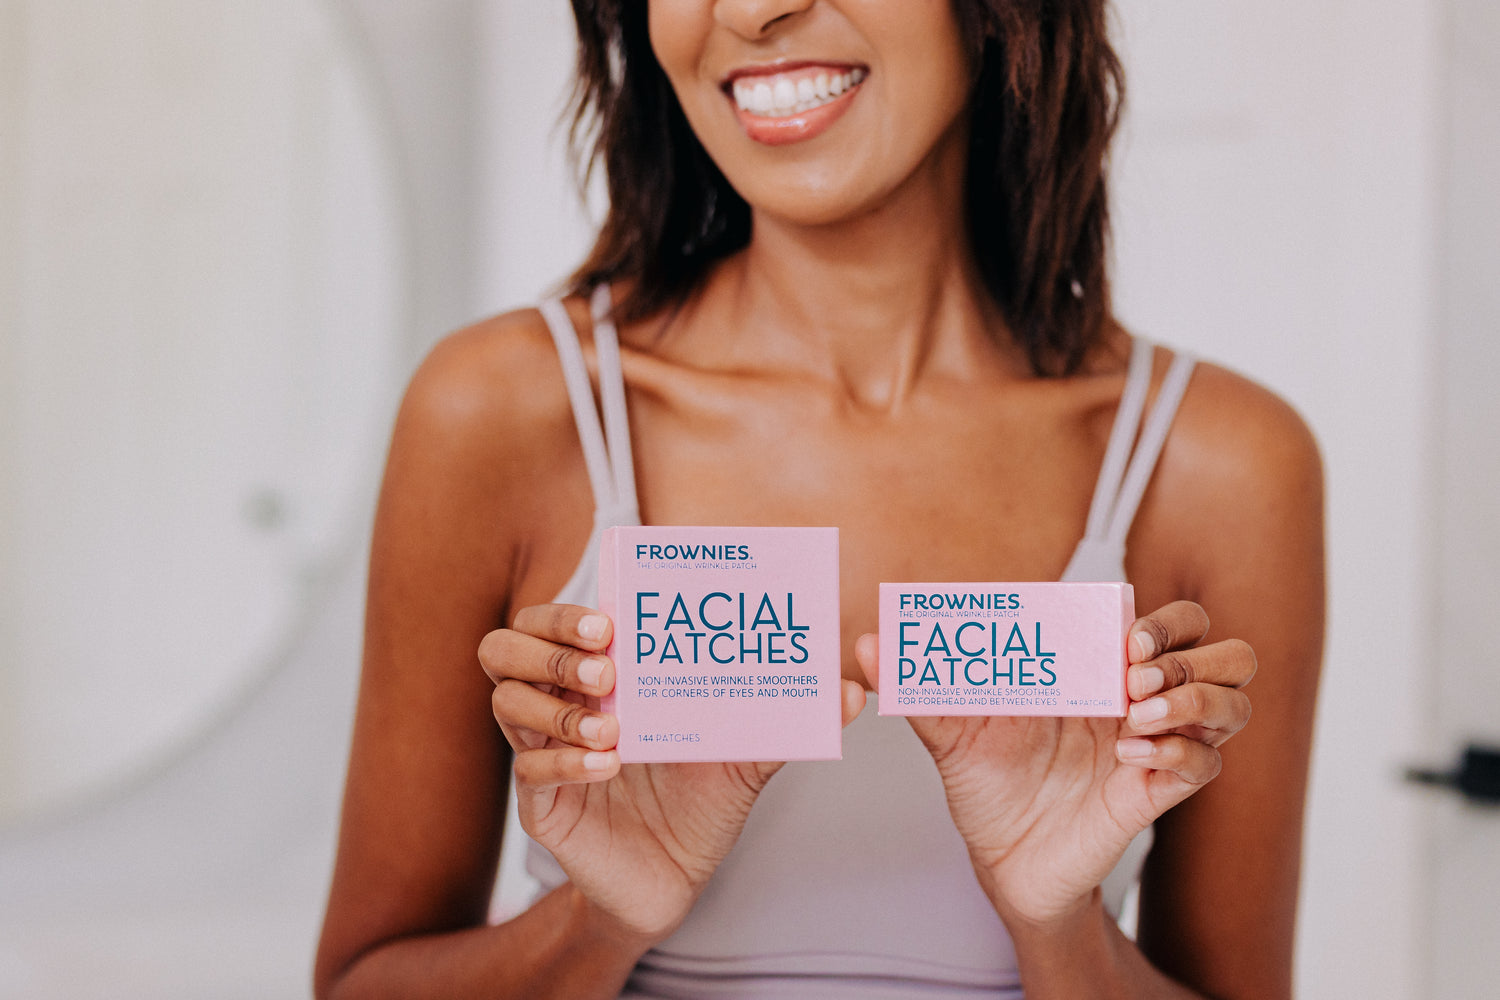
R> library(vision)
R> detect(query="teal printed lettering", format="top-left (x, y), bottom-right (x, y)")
top-left (750, 594), bottom-right (782, 631)
top-left (898, 592), bottom-right (1022, 610)
top-left (955, 621), bottom-right (987, 657)
top-left (790, 632), bottom-right (810, 664)
top-left (699, 592), bottom-right (733, 631)
top-left (636, 543), bottom-right (754, 561)
top-left (659, 633), bottom-right (684, 664)
top-left (894, 617), bottom-right (1065, 688)
top-left (665, 593), bottom-right (693, 629)
top-left (636, 590), bottom-right (819, 670)
top-left (709, 632), bottom-right (737, 664)
top-left (899, 621), bottom-right (921, 656)
top-left (636, 591), bottom-right (660, 628)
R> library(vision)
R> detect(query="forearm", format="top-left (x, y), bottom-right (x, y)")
top-left (1004, 892), bottom-right (1206, 1000)
top-left (321, 884), bottom-right (650, 1000)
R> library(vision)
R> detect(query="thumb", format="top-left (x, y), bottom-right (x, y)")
top-left (854, 632), bottom-right (880, 694)
top-left (840, 678), bottom-right (867, 726)
top-left (855, 630), bottom-right (955, 755)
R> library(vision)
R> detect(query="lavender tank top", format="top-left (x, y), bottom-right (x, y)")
top-left (518, 286), bottom-right (1195, 998)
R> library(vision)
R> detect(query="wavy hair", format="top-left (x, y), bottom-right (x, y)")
top-left (565, 1), bottom-right (1123, 376)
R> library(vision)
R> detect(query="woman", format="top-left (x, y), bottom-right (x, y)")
top-left (315, 1), bottom-right (1324, 997)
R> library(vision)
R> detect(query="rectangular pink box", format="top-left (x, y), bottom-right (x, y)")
top-left (878, 582), bottom-right (1133, 717)
top-left (599, 526), bottom-right (842, 762)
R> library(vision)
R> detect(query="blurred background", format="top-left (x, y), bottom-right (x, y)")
top-left (0, 1), bottom-right (1495, 997)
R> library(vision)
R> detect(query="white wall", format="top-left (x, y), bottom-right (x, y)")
top-left (0, 0), bottom-right (405, 823)
top-left (472, 1), bottom-right (599, 315)
top-left (0, 0), bottom-right (26, 807)
top-left (1428, 1), bottom-right (1500, 994)
top-left (0, 1), bottom-right (476, 996)
top-left (1110, 2), bottom-right (1441, 996)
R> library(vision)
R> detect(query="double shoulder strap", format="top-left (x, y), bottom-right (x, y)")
top-left (1084, 337), bottom-right (1196, 549)
top-left (536, 289), bottom-right (1195, 576)
top-left (537, 284), bottom-right (640, 528)
top-left (1062, 337), bottom-right (1196, 581)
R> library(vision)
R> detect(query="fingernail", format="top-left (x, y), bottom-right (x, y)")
top-left (1134, 665), bottom-right (1165, 698)
top-left (1117, 738), bottom-right (1154, 760)
top-left (583, 751), bottom-right (614, 772)
top-left (578, 615), bottom-right (608, 642)
top-left (579, 716), bottom-right (603, 744)
top-left (1130, 630), bottom-right (1156, 663)
top-left (1129, 696), bottom-right (1169, 726)
top-left (577, 656), bottom-right (606, 689)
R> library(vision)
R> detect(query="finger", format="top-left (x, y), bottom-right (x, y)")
top-left (840, 678), bottom-right (867, 726)
top-left (492, 679), bottom-right (618, 751)
top-left (496, 714), bottom-right (549, 755)
top-left (1126, 637), bottom-right (1258, 699)
top-left (478, 627), bottom-right (614, 697)
top-left (1123, 683), bottom-right (1252, 744)
top-left (854, 632), bottom-right (879, 691)
top-left (1127, 601), bottom-right (1211, 664)
top-left (736, 759), bottom-right (787, 795)
top-left (511, 603), bottom-right (613, 652)
top-left (1116, 735), bottom-right (1223, 803)
top-left (513, 746), bottom-right (620, 787)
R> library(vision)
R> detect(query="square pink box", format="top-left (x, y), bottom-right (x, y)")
top-left (599, 526), bottom-right (842, 762)
top-left (878, 582), bottom-right (1133, 717)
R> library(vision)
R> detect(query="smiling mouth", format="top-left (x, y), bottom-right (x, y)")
top-left (728, 66), bottom-right (868, 119)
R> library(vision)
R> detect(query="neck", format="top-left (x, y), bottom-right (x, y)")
top-left (702, 131), bottom-right (1017, 410)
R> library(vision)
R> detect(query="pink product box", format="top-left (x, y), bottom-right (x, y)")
top-left (878, 582), bottom-right (1134, 717)
top-left (599, 526), bottom-right (842, 762)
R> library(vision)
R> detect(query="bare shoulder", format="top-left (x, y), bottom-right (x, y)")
top-left (1165, 360), bottom-right (1321, 491)
top-left (388, 303), bottom-right (601, 503)
top-left (376, 304), bottom-right (595, 608)
top-left (398, 306), bottom-right (575, 451)
top-left (1139, 357), bottom-right (1325, 600)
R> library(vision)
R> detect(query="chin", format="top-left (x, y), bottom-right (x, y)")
top-left (729, 171), bottom-right (892, 231)
top-left (755, 195), bottom-right (870, 229)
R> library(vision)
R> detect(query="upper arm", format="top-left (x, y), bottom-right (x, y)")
top-left (315, 310), bottom-right (591, 991)
top-left (1130, 363), bottom-right (1326, 999)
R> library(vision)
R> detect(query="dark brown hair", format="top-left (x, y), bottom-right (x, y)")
top-left (566, 1), bottom-right (1123, 376)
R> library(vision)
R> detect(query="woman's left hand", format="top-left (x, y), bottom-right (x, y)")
top-left (856, 600), bottom-right (1255, 930)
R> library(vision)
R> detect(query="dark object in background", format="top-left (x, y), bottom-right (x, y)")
top-left (1406, 744), bottom-right (1500, 806)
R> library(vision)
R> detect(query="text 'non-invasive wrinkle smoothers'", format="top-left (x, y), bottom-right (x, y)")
top-left (878, 582), bottom-right (1132, 717)
top-left (599, 526), bottom-right (842, 762)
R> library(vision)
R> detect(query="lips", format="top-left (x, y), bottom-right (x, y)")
top-left (722, 62), bottom-right (868, 146)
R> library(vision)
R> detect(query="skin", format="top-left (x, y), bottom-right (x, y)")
top-left (315, 1), bottom-right (1325, 998)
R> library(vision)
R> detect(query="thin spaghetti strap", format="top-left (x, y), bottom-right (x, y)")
top-left (1104, 351), bottom-right (1196, 545)
top-left (538, 298), bottom-right (616, 512)
top-left (590, 284), bottom-right (639, 517)
top-left (1081, 337), bottom-right (1155, 541)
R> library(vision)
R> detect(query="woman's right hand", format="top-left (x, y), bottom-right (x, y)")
top-left (480, 604), bottom-right (863, 948)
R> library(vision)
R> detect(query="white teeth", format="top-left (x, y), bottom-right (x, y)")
top-left (751, 81), bottom-right (773, 113)
top-left (732, 68), bottom-right (864, 117)
top-left (773, 78), bottom-right (797, 111)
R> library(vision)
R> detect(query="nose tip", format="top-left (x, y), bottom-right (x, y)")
top-left (713, 0), bottom-right (816, 40)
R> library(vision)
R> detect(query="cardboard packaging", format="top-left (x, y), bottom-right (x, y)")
top-left (599, 526), bottom-right (842, 762)
top-left (878, 582), bottom-right (1133, 717)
